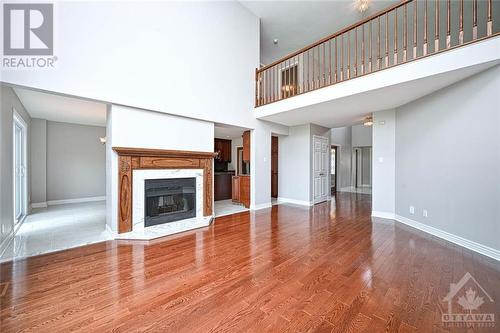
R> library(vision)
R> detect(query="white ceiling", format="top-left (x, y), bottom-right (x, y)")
top-left (240, 0), bottom-right (399, 65)
top-left (13, 88), bottom-right (107, 126)
top-left (214, 123), bottom-right (248, 139)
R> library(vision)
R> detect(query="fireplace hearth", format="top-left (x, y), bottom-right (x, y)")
top-left (145, 177), bottom-right (196, 227)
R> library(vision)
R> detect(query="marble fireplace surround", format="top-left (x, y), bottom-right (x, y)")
top-left (112, 147), bottom-right (216, 240)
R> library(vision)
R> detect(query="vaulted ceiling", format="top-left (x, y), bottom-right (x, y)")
top-left (240, 0), bottom-right (399, 65)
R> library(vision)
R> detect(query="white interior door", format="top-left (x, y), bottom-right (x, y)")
top-left (13, 111), bottom-right (27, 223)
top-left (313, 136), bottom-right (329, 204)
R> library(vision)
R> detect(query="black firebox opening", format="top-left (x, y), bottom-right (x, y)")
top-left (144, 177), bottom-right (196, 227)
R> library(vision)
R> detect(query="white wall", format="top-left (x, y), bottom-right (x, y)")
top-left (278, 123), bottom-right (329, 205)
top-left (30, 120), bottom-right (106, 204)
top-left (1, 1), bottom-right (289, 218)
top-left (46, 121), bottom-right (106, 201)
top-left (278, 124), bottom-right (311, 204)
top-left (1, 1), bottom-right (260, 129)
top-left (351, 124), bottom-right (372, 147)
top-left (372, 109), bottom-right (396, 216)
top-left (0, 85), bottom-right (31, 248)
top-left (30, 119), bottom-right (47, 204)
top-left (331, 126), bottom-right (352, 189)
top-left (106, 105), bottom-right (215, 231)
top-left (395, 65), bottom-right (500, 252)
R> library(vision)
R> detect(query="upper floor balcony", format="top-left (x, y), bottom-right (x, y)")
top-left (255, 0), bottom-right (500, 127)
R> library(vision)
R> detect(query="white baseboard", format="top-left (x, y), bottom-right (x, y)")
top-left (250, 202), bottom-right (272, 211)
top-left (31, 202), bottom-right (48, 208)
top-left (277, 197), bottom-right (313, 207)
top-left (371, 211), bottom-right (396, 219)
top-left (371, 210), bottom-right (500, 261)
top-left (395, 214), bottom-right (500, 262)
top-left (47, 196), bottom-right (106, 206)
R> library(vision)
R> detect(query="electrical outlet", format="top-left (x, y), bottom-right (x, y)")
top-left (423, 209), bottom-right (428, 218)
top-left (409, 206), bottom-right (415, 215)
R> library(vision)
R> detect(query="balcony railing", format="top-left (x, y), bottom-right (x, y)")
top-left (255, 0), bottom-right (498, 107)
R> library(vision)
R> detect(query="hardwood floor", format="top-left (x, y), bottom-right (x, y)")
top-left (1, 193), bottom-right (499, 332)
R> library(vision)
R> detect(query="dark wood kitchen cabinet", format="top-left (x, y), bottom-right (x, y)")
top-left (214, 173), bottom-right (233, 201)
top-left (242, 130), bottom-right (250, 162)
top-left (231, 175), bottom-right (250, 208)
top-left (214, 139), bottom-right (232, 162)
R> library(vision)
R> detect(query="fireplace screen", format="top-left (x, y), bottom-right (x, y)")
top-left (144, 177), bottom-right (196, 227)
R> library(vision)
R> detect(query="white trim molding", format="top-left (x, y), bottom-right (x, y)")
top-left (250, 202), bottom-right (272, 211)
top-left (277, 197), bottom-right (313, 207)
top-left (47, 196), bottom-right (106, 206)
top-left (371, 210), bottom-right (500, 261)
top-left (371, 211), bottom-right (396, 219)
top-left (31, 202), bottom-right (48, 208)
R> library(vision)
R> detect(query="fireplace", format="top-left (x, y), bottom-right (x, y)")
top-left (144, 177), bottom-right (196, 227)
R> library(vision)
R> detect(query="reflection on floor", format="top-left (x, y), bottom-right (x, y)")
top-left (214, 199), bottom-right (248, 217)
top-left (338, 186), bottom-right (372, 194)
top-left (0, 201), bottom-right (112, 262)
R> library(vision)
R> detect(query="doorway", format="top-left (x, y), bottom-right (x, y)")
top-left (352, 147), bottom-right (372, 189)
top-left (313, 135), bottom-right (329, 204)
top-left (13, 110), bottom-right (27, 225)
top-left (330, 145), bottom-right (338, 194)
top-left (271, 136), bottom-right (278, 198)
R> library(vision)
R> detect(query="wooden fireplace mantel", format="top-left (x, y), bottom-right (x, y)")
top-left (113, 147), bottom-right (217, 234)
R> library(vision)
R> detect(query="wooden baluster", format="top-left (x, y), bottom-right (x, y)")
top-left (341, 34), bottom-right (344, 81)
top-left (424, 0), bottom-right (428, 55)
top-left (347, 31), bottom-right (351, 79)
top-left (306, 50), bottom-right (309, 91)
top-left (378, 16), bottom-right (381, 69)
top-left (323, 42), bottom-right (326, 86)
top-left (412, 1), bottom-right (416, 59)
top-left (459, 0), bottom-right (464, 44)
top-left (404, 4), bottom-right (408, 62)
top-left (362, 24), bottom-right (365, 75)
top-left (385, 13), bottom-right (389, 67)
top-left (334, 37), bottom-right (338, 82)
top-left (301, 54), bottom-right (305, 93)
top-left (435, 0), bottom-right (440, 52)
top-left (487, 0), bottom-right (492, 36)
top-left (267, 69), bottom-right (270, 103)
top-left (354, 28), bottom-right (358, 76)
top-left (394, 8), bottom-right (398, 65)
top-left (312, 47), bottom-right (316, 88)
top-left (473, 0), bottom-right (477, 39)
top-left (286, 59), bottom-right (289, 98)
top-left (446, 0), bottom-right (451, 48)
top-left (329, 39), bottom-right (332, 84)
top-left (369, 20), bottom-right (372, 73)
top-left (255, 69), bottom-right (258, 106)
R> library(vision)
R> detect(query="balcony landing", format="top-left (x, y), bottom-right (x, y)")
top-left (256, 35), bottom-right (500, 128)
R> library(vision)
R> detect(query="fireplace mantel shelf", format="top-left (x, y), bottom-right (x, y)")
top-left (113, 147), bottom-right (217, 159)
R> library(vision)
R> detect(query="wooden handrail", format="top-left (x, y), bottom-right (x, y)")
top-left (257, 0), bottom-right (412, 73)
top-left (255, 0), bottom-right (496, 108)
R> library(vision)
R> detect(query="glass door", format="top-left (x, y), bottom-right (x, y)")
top-left (13, 111), bottom-right (27, 223)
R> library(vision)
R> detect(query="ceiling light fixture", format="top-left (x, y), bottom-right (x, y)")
top-left (354, 0), bottom-right (371, 13)
top-left (99, 136), bottom-right (107, 144)
top-left (363, 116), bottom-right (373, 127)
top-left (273, 38), bottom-right (279, 45)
